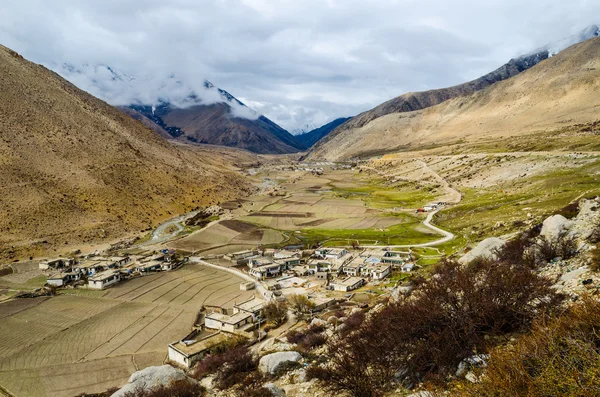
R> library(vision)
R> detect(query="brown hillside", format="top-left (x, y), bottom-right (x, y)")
top-left (0, 45), bottom-right (253, 260)
top-left (309, 37), bottom-right (600, 160)
top-left (156, 103), bottom-right (304, 154)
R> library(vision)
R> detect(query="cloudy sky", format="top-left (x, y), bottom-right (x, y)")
top-left (1, 0), bottom-right (599, 132)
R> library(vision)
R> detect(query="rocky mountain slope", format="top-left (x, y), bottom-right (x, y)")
top-left (310, 35), bottom-right (600, 160)
top-left (0, 44), bottom-right (253, 260)
top-left (128, 99), bottom-right (305, 154)
top-left (295, 117), bottom-right (352, 148)
top-left (54, 63), bottom-right (305, 154)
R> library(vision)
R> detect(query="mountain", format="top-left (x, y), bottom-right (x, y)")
top-left (0, 44), bottom-right (253, 260)
top-left (296, 117), bottom-right (352, 148)
top-left (309, 26), bottom-right (600, 160)
top-left (53, 64), bottom-right (306, 154)
top-left (126, 96), bottom-right (306, 154)
top-left (308, 35), bottom-right (600, 160)
top-left (291, 123), bottom-right (318, 135)
top-left (533, 24), bottom-right (600, 56)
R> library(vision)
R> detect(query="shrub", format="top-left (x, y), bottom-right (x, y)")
top-left (192, 344), bottom-right (258, 389)
top-left (450, 297), bottom-right (600, 397)
top-left (535, 234), bottom-right (578, 262)
top-left (494, 233), bottom-right (535, 267)
top-left (286, 324), bottom-right (328, 351)
top-left (338, 311), bottom-right (365, 337)
top-left (287, 294), bottom-right (315, 314)
top-left (213, 347), bottom-right (259, 390)
top-left (558, 201), bottom-right (580, 219)
top-left (263, 300), bottom-right (288, 326)
top-left (311, 258), bottom-right (562, 397)
top-left (121, 379), bottom-right (205, 397)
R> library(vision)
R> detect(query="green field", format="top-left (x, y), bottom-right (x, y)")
top-left (436, 161), bottom-right (600, 245)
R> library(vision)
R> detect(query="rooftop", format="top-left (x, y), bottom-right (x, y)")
top-left (206, 311), bottom-right (252, 325)
top-left (169, 330), bottom-right (229, 356)
top-left (234, 297), bottom-right (268, 312)
top-left (89, 270), bottom-right (119, 281)
top-left (334, 276), bottom-right (364, 286)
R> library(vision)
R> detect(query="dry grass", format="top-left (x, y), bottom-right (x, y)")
top-left (0, 45), bottom-right (253, 261)
top-left (310, 37), bottom-right (600, 160)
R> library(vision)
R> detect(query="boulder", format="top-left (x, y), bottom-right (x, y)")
top-left (264, 382), bottom-right (287, 396)
top-left (111, 365), bottom-right (190, 397)
top-left (310, 318), bottom-right (327, 327)
top-left (541, 214), bottom-right (573, 241)
top-left (459, 238), bottom-right (505, 265)
top-left (259, 351), bottom-right (302, 374)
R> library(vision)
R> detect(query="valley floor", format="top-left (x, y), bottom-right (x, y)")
top-left (1, 147), bottom-right (599, 397)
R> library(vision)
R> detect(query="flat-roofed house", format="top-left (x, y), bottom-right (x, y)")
top-left (204, 312), bottom-right (253, 334)
top-left (402, 263), bottom-right (416, 272)
top-left (47, 272), bottom-right (82, 287)
top-left (39, 258), bottom-right (71, 270)
top-left (88, 271), bottom-right (121, 290)
top-left (382, 251), bottom-right (409, 267)
top-left (307, 260), bottom-right (330, 273)
top-left (249, 263), bottom-right (282, 280)
top-left (47, 274), bottom-right (68, 287)
top-left (273, 250), bottom-right (300, 260)
top-left (331, 277), bottom-right (365, 292)
top-left (325, 248), bottom-right (348, 260)
top-left (342, 257), bottom-right (365, 277)
top-left (136, 260), bottom-right (163, 274)
top-left (168, 330), bottom-right (229, 368)
top-left (274, 256), bottom-right (301, 269)
top-left (365, 264), bottom-right (392, 280)
top-left (310, 296), bottom-right (336, 311)
top-left (74, 260), bottom-right (106, 276)
top-left (233, 297), bottom-right (268, 320)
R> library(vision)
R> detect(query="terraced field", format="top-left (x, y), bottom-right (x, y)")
top-left (0, 263), bottom-right (255, 397)
top-left (169, 220), bottom-right (285, 253)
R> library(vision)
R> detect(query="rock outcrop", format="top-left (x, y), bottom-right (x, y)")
top-left (459, 237), bottom-right (506, 264)
top-left (111, 365), bottom-right (192, 397)
top-left (259, 351), bottom-right (302, 374)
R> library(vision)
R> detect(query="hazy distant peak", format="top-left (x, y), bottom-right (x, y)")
top-left (525, 24), bottom-right (600, 58)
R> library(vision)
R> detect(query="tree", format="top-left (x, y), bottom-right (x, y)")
top-left (263, 300), bottom-right (288, 326)
top-left (287, 294), bottom-right (315, 314)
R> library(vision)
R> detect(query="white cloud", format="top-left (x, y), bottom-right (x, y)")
top-left (1, 0), bottom-right (600, 130)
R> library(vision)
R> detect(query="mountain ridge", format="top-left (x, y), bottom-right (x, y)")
top-left (308, 36), bottom-right (600, 160)
top-left (53, 63), bottom-right (306, 154)
top-left (0, 44), bottom-right (253, 260)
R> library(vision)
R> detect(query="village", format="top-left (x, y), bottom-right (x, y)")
top-left (36, 243), bottom-right (417, 371)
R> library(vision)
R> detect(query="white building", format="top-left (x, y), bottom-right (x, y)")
top-left (331, 277), bottom-right (365, 292)
top-left (204, 312), bottom-right (253, 334)
top-left (402, 263), bottom-right (416, 272)
top-left (365, 264), bottom-right (392, 280)
top-left (233, 297), bottom-right (267, 320)
top-left (88, 271), bottom-right (121, 290)
top-left (324, 248), bottom-right (349, 260)
top-left (168, 331), bottom-right (229, 368)
top-left (39, 258), bottom-right (71, 270)
top-left (249, 263), bottom-right (282, 280)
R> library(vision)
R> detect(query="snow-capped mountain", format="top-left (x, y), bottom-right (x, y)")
top-left (528, 24), bottom-right (600, 57)
top-left (291, 123), bottom-right (318, 136)
top-left (49, 63), bottom-right (308, 154)
top-left (53, 63), bottom-right (259, 120)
